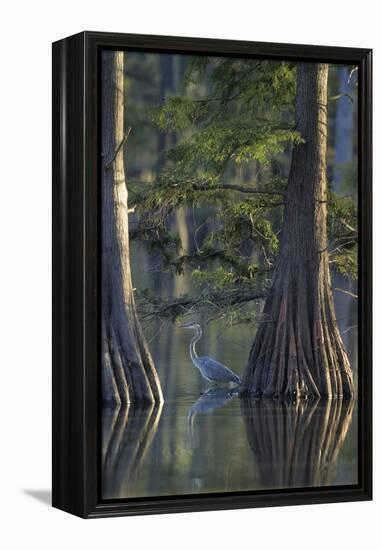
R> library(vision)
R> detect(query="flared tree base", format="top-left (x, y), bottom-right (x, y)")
top-left (242, 288), bottom-right (355, 400)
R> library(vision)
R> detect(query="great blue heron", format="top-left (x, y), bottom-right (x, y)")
top-left (180, 323), bottom-right (241, 385)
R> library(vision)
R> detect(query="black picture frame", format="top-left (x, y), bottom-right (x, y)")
top-left (52, 31), bottom-right (372, 519)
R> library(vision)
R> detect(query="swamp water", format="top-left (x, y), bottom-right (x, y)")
top-left (102, 393), bottom-right (358, 499)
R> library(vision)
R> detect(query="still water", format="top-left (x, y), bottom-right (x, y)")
top-left (102, 245), bottom-right (358, 500)
top-left (102, 394), bottom-right (357, 499)
top-left (101, 260), bottom-right (358, 500)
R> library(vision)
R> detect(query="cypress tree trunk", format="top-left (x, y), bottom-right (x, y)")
top-left (101, 50), bottom-right (163, 405)
top-left (242, 63), bottom-right (354, 399)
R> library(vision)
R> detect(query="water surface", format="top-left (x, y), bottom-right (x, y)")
top-left (102, 394), bottom-right (357, 499)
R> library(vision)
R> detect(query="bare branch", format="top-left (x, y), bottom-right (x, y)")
top-left (105, 126), bottom-right (132, 169)
top-left (333, 287), bottom-right (358, 299)
top-left (338, 218), bottom-right (357, 234)
top-left (328, 93), bottom-right (354, 103)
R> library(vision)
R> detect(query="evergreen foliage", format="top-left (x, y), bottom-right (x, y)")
top-left (130, 57), bottom-right (358, 325)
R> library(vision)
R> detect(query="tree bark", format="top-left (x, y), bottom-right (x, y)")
top-left (101, 50), bottom-right (163, 404)
top-left (242, 63), bottom-right (355, 399)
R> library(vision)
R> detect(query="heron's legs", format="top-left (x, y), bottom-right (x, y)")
top-left (199, 380), bottom-right (219, 395)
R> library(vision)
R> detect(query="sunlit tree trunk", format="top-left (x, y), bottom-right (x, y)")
top-left (243, 63), bottom-right (354, 399)
top-left (101, 50), bottom-right (163, 404)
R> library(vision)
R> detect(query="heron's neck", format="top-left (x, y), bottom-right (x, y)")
top-left (190, 328), bottom-right (202, 365)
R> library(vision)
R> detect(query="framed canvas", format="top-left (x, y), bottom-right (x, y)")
top-left (52, 31), bottom-right (372, 518)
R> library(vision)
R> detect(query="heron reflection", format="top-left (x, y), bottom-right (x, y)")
top-left (187, 387), bottom-right (238, 448)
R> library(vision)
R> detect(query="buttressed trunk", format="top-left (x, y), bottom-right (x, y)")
top-left (242, 63), bottom-right (355, 399)
top-left (101, 50), bottom-right (163, 405)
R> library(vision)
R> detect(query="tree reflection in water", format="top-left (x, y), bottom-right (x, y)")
top-left (102, 403), bottom-right (163, 499)
top-left (241, 397), bottom-right (355, 488)
top-left (101, 393), bottom-right (356, 498)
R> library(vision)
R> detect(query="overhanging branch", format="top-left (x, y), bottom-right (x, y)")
top-left (137, 288), bottom-right (268, 322)
top-left (191, 182), bottom-right (285, 196)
